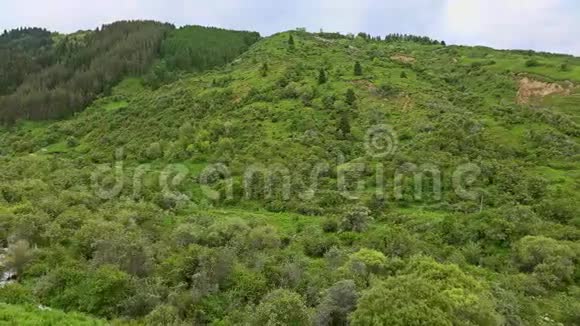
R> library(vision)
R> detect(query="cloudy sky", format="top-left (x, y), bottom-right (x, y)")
top-left (1, 0), bottom-right (578, 55)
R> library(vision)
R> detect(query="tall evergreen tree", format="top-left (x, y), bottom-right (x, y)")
top-left (338, 112), bottom-right (351, 138)
top-left (318, 68), bottom-right (327, 84)
top-left (288, 34), bottom-right (295, 50)
top-left (346, 88), bottom-right (356, 106)
top-left (260, 62), bottom-right (269, 77)
top-left (354, 61), bottom-right (363, 76)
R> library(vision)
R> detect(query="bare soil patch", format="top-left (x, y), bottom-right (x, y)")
top-left (517, 77), bottom-right (574, 104)
top-left (391, 54), bottom-right (416, 64)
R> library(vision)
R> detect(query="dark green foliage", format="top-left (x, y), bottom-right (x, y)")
top-left (288, 34), bottom-right (295, 49)
top-left (0, 21), bottom-right (172, 123)
top-left (0, 28), bottom-right (54, 96)
top-left (384, 33), bottom-right (444, 45)
top-left (357, 32), bottom-right (371, 40)
top-left (315, 280), bottom-right (358, 326)
top-left (525, 58), bottom-right (541, 67)
top-left (318, 68), bottom-right (327, 84)
top-left (260, 62), bottom-right (269, 77)
top-left (321, 217), bottom-right (339, 233)
top-left (143, 61), bottom-right (177, 89)
top-left (354, 61), bottom-right (363, 76)
top-left (317, 32), bottom-right (350, 40)
top-left (400, 71), bottom-right (408, 78)
top-left (0, 23), bottom-right (260, 123)
top-left (337, 112), bottom-right (351, 137)
top-left (160, 25), bottom-right (260, 72)
top-left (340, 207), bottom-right (372, 232)
top-left (345, 88), bottom-right (356, 106)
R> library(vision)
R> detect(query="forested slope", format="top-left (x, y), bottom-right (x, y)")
top-left (0, 27), bottom-right (579, 325)
top-left (0, 23), bottom-right (260, 123)
top-left (0, 28), bottom-right (55, 97)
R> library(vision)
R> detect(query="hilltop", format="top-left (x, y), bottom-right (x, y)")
top-left (0, 23), bottom-right (579, 325)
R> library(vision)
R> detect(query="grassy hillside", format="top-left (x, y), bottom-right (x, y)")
top-left (0, 304), bottom-right (105, 325)
top-left (0, 28), bottom-right (578, 325)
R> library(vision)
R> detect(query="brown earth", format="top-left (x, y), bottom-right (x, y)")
top-left (517, 77), bottom-right (573, 104)
top-left (391, 54), bottom-right (416, 64)
top-left (396, 94), bottom-right (414, 110)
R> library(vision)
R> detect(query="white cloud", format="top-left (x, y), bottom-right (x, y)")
top-left (440, 0), bottom-right (579, 54)
top-left (314, 0), bottom-right (375, 34)
top-left (0, 0), bottom-right (578, 54)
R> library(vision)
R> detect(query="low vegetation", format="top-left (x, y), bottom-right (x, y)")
top-left (0, 25), bottom-right (578, 325)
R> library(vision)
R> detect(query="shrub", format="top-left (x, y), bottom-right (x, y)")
top-left (321, 217), bottom-right (339, 233)
top-left (340, 206), bottom-right (372, 232)
top-left (525, 59), bottom-right (540, 67)
top-left (0, 283), bottom-right (34, 305)
top-left (253, 289), bottom-right (310, 325)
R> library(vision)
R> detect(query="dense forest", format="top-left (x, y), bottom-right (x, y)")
top-left (161, 26), bottom-right (260, 72)
top-left (0, 23), bottom-right (261, 123)
top-left (0, 28), bottom-right (55, 96)
top-left (0, 24), bottom-right (579, 325)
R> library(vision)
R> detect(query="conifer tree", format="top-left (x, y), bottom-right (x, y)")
top-left (346, 88), bottom-right (356, 106)
top-left (354, 61), bottom-right (363, 76)
top-left (260, 62), bottom-right (269, 77)
top-left (338, 112), bottom-right (351, 137)
top-left (318, 68), bottom-right (327, 84)
top-left (288, 34), bottom-right (295, 50)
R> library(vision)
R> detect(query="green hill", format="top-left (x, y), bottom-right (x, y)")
top-left (0, 26), bottom-right (578, 325)
top-left (0, 22), bottom-right (260, 122)
top-left (0, 303), bottom-right (105, 326)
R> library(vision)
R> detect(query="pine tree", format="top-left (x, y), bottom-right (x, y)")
top-left (354, 61), bottom-right (363, 76)
top-left (318, 68), bottom-right (327, 84)
top-left (346, 88), bottom-right (356, 106)
top-left (338, 112), bottom-right (351, 137)
top-left (260, 62), bottom-right (269, 77)
top-left (288, 34), bottom-right (295, 50)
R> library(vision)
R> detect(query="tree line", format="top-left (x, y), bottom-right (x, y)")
top-left (384, 33), bottom-right (445, 45)
top-left (0, 23), bottom-right (261, 124)
top-left (0, 21), bottom-right (172, 123)
top-left (161, 25), bottom-right (260, 72)
top-left (144, 25), bottom-right (261, 88)
top-left (0, 27), bottom-right (55, 96)
top-left (315, 30), bottom-right (445, 45)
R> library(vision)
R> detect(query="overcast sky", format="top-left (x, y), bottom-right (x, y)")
top-left (1, 0), bottom-right (578, 55)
